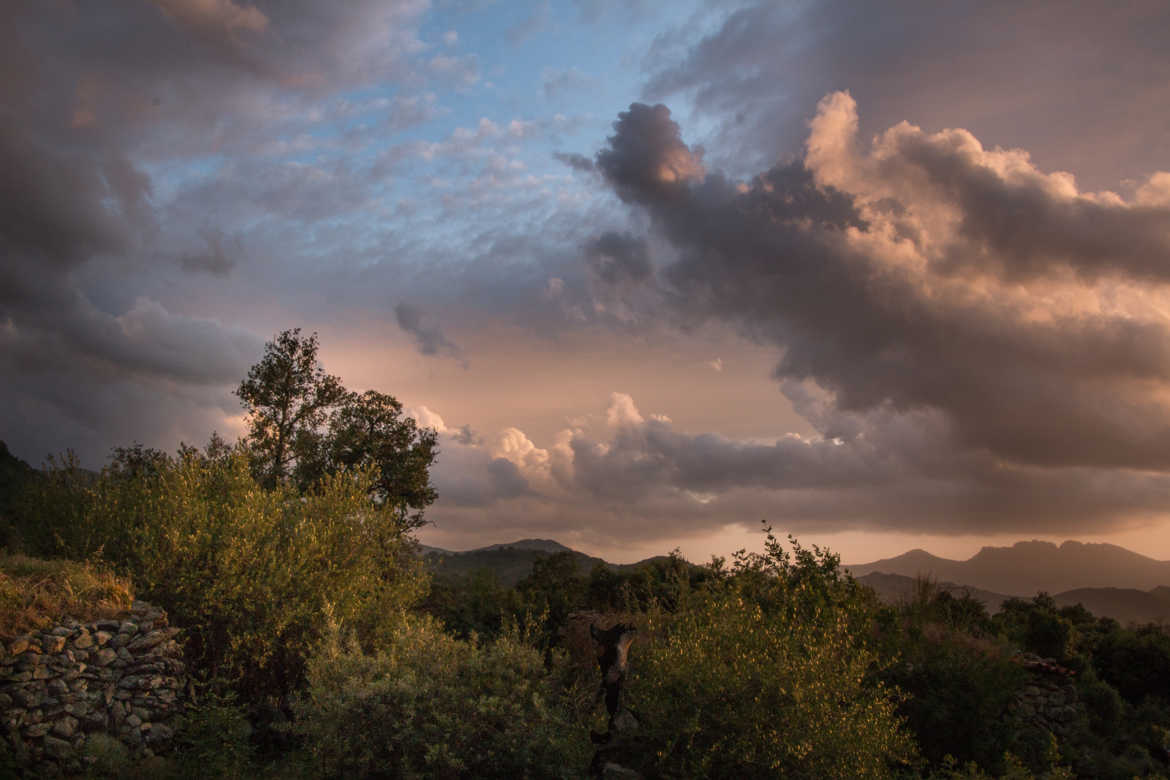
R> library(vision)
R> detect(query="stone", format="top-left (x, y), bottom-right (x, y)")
top-left (52, 715), bottom-right (78, 738)
top-left (12, 688), bottom-right (40, 707)
top-left (128, 631), bottom-right (169, 653)
top-left (25, 721), bottom-right (51, 738)
top-left (33, 665), bottom-right (52, 680)
top-left (72, 631), bottom-right (94, 650)
top-left (50, 627), bottom-right (72, 637)
top-left (42, 734), bottom-right (74, 760)
top-left (96, 620), bottom-right (121, 632)
top-left (42, 635), bottom-right (66, 654)
top-left (94, 631), bottom-right (113, 647)
top-left (125, 713), bottom-right (142, 728)
top-left (147, 722), bottom-right (174, 743)
top-left (94, 648), bottom-right (117, 667)
top-left (47, 679), bottom-right (68, 696)
top-left (8, 638), bottom-right (30, 656)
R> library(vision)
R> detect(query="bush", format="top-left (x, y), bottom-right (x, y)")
top-left (626, 536), bottom-right (916, 778)
top-left (10, 445), bottom-right (426, 703)
top-left (292, 616), bottom-right (589, 778)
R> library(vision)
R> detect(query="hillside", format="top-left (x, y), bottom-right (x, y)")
top-left (857, 570), bottom-right (1170, 625)
top-left (846, 539), bottom-right (1170, 595)
top-left (421, 538), bottom-right (678, 586)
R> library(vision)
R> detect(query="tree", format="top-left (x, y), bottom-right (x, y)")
top-left (236, 329), bottom-right (346, 488)
top-left (236, 330), bottom-right (439, 527)
top-left (321, 390), bottom-right (438, 529)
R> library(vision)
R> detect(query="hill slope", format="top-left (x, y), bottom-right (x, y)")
top-left (856, 571), bottom-right (1170, 625)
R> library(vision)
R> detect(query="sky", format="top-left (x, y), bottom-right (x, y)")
top-left (4, 0), bottom-right (1170, 564)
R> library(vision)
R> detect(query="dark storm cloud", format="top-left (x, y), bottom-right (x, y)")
top-left (394, 303), bottom-right (465, 362)
top-left (179, 232), bottom-right (238, 276)
top-left (643, 1), bottom-right (1170, 190)
top-left (570, 96), bottom-right (1170, 533)
top-left (584, 232), bottom-right (652, 285)
top-left (1, 0), bottom-right (428, 467)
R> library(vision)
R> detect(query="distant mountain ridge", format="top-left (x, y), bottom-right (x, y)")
top-left (846, 540), bottom-right (1170, 595)
top-left (419, 538), bottom-right (673, 586)
top-left (856, 572), bottom-right (1170, 625)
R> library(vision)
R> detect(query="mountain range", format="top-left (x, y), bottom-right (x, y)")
top-left (422, 537), bottom-right (1170, 624)
top-left (419, 538), bottom-right (674, 586)
top-left (844, 540), bottom-right (1170, 595)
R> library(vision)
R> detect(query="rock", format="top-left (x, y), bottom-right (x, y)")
top-left (72, 631), bottom-right (94, 650)
top-left (94, 649), bottom-right (117, 667)
top-left (94, 631), bottom-right (113, 647)
top-left (128, 631), bottom-right (169, 653)
top-left (602, 762), bottom-right (643, 779)
top-left (50, 627), bottom-right (72, 637)
top-left (42, 734), bottom-right (74, 760)
top-left (8, 638), bottom-right (31, 656)
top-left (25, 722), bottom-right (51, 738)
top-left (125, 714), bottom-right (141, 728)
top-left (47, 679), bottom-right (68, 696)
top-left (42, 636), bottom-right (66, 654)
top-left (52, 716), bottom-right (78, 738)
top-left (147, 722), bottom-right (174, 743)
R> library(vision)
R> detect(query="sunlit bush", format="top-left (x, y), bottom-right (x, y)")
top-left (11, 445), bottom-right (426, 702)
top-left (627, 535), bottom-right (917, 778)
top-left (292, 615), bottom-right (589, 778)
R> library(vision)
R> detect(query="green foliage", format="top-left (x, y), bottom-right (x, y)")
top-left (236, 328), bottom-right (347, 490)
top-left (292, 615), bottom-right (589, 778)
top-left (994, 595), bottom-right (1077, 662)
top-left (627, 534), bottom-right (916, 778)
top-left (169, 688), bottom-right (257, 779)
top-left (319, 390), bottom-right (439, 530)
top-left (11, 442), bottom-right (425, 703)
top-left (422, 568), bottom-right (523, 640)
top-left (885, 629), bottom-right (1026, 774)
top-left (1092, 623), bottom-right (1170, 705)
top-left (235, 331), bottom-right (438, 527)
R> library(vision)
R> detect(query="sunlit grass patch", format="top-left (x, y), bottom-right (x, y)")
top-left (0, 553), bottom-right (133, 638)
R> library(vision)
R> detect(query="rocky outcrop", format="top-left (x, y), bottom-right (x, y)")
top-left (0, 601), bottom-right (187, 776)
top-left (1012, 653), bottom-right (1080, 737)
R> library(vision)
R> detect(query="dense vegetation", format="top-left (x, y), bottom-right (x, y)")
top-left (1, 331), bottom-right (1169, 778)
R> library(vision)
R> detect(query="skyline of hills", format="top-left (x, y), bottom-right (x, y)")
top-left (843, 540), bottom-right (1170, 595)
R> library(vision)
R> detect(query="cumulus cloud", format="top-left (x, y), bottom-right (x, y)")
top-left (569, 95), bottom-right (1170, 534)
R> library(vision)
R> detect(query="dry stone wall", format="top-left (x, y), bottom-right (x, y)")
top-left (0, 601), bottom-right (187, 776)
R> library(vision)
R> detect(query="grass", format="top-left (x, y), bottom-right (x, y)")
top-left (0, 553), bottom-right (134, 639)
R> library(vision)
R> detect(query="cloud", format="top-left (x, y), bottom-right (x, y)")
top-left (394, 303), bottom-right (465, 363)
top-left (566, 95), bottom-right (1170, 534)
top-left (642, 1), bottom-right (1170, 191)
top-left (553, 151), bottom-right (595, 173)
top-left (584, 232), bottom-right (653, 285)
top-left (179, 231), bottom-right (238, 276)
top-left (541, 67), bottom-right (593, 100)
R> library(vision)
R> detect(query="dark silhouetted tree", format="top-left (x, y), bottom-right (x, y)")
top-left (236, 329), bottom-right (346, 489)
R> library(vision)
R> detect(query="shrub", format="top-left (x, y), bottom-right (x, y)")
top-left (292, 616), bottom-right (589, 778)
top-left (626, 535), bottom-right (916, 778)
top-left (10, 446), bottom-right (426, 703)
